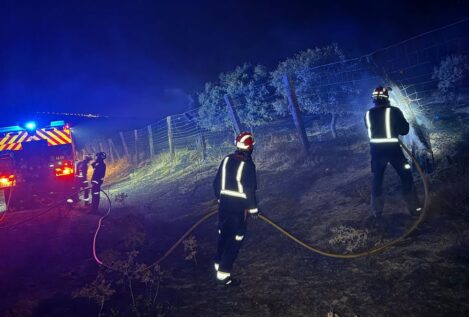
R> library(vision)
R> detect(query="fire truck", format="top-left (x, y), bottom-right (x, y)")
top-left (0, 120), bottom-right (76, 210)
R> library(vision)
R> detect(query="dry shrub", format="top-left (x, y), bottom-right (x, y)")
top-left (328, 225), bottom-right (368, 253)
top-left (73, 272), bottom-right (115, 316)
top-left (183, 235), bottom-right (198, 265)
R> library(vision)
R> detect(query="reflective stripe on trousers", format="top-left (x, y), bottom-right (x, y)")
top-left (235, 235), bottom-right (244, 241)
top-left (216, 271), bottom-right (230, 280)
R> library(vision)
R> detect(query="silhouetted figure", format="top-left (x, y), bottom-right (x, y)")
top-left (90, 152), bottom-right (106, 213)
top-left (365, 86), bottom-right (421, 218)
top-left (71, 154), bottom-right (93, 205)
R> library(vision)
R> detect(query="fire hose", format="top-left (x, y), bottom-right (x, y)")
top-left (257, 139), bottom-right (431, 259)
top-left (0, 138), bottom-right (430, 267)
top-left (0, 186), bottom-right (98, 229)
top-left (0, 137), bottom-right (430, 271)
top-left (91, 138), bottom-right (430, 273)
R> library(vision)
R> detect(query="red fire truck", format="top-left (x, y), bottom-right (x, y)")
top-left (0, 120), bottom-right (76, 210)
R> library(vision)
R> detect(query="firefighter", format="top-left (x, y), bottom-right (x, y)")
top-left (365, 86), bottom-right (421, 219)
top-left (90, 152), bottom-right (107, 213)
top-left (213, 131), bottom-right (259, 287)
top-left (70, 154), bottom-right (93, 205)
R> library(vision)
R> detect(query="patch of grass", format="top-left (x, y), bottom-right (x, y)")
top-left (105, 159), bottom-right (132, 184)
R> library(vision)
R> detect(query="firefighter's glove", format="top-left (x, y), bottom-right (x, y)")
top-left (248, 208), bottom-right (260, 219)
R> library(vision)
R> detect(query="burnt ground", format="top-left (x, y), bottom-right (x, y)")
top-left (1, 127), bottom-right (469, 317)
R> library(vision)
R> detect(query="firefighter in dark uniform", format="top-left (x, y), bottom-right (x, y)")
top-left (365, 86), bottom-right (421, 218)
top-left (71, 154), bottom-right (93, 205)
top-left (213, 131), bottom-right (259, 287)
top-left (90, 152), bottom-right (106, 213)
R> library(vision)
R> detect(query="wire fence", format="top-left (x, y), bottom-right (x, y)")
top-left (78, 19), bottom-right (469, 169)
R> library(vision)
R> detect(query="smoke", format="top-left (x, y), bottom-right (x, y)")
top-left (388, 85), bottom-right (433, 153)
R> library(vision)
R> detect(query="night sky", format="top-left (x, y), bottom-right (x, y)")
top-left (0, 0), bottom-right (467, 127)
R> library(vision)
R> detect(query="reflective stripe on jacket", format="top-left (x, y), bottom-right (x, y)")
top-left (213, 152), bottom-right (257, 210)
top-left (365, 105), bottom-right (409, 143)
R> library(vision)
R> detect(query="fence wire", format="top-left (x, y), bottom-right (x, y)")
top-left (78, 19), bottom-right (468, 166)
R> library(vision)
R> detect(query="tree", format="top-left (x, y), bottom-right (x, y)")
top-left (197, 64), bottom-right (277, 132)
top-left (197, 82), bottom-right (230, 131)
top-left (220, 63), bottom-right (277, 129)
top-left (432, 54), bottom-right (469, 108)
top-left (270, 44), bottom-right (358, 138)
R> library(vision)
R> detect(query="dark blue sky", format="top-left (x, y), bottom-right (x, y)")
top-left (0, 0), bottom-right (467, 126)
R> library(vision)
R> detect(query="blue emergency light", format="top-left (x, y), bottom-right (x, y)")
top-left (25, 121), bottom-right (37, 131)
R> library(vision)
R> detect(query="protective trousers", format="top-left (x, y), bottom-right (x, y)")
top-left (371, 149), bottom-right (419, 216)
top-left (91, 180), bottom-right (102, 212)
top-left (215, 207), bottom-right (247, 275)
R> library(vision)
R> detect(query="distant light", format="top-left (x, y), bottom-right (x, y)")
top-left (25, 121), bottom-right (37, 131)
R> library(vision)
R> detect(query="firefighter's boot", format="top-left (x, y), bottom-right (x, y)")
top-left (218, 276), bottom-right (241, 287)
top-left (216, 271), bottom-right (240, 287)
top-left (403, 189), bottom-right (421, 216)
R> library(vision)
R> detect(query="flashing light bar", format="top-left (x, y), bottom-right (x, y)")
top-left (0, 121), bottom-right (68, 134)
top-left (50, 120), bottom-right (65, 127)
top-left (0, 126), bottom-right (24, 133)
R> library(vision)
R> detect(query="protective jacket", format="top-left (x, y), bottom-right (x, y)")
top-left (90, 159), bottom-right (106, 212)
top-left (91, 160), bottom-right (106, 184)
top-left (213, 150), bottom-right (257, 213)
top-left (365, 105), bottom-right (409, 155)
